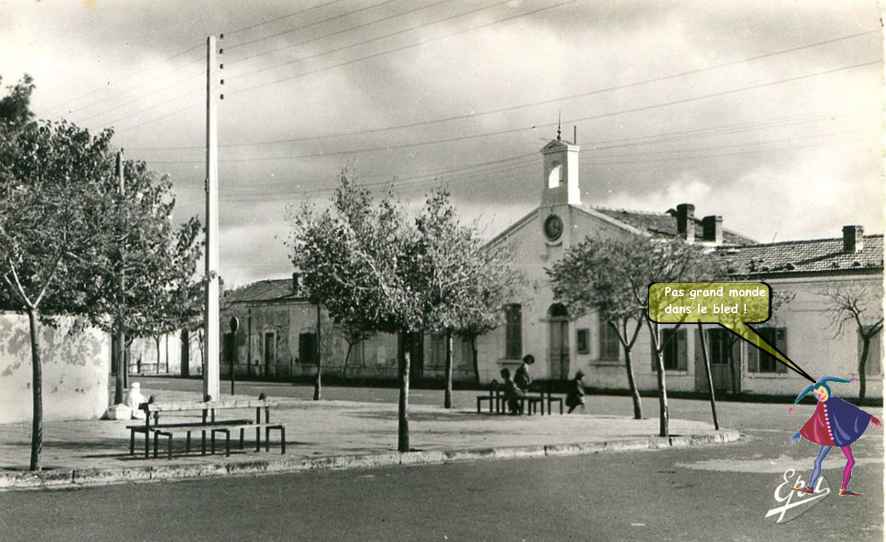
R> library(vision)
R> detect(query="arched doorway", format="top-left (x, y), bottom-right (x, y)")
top-left (548, 303), bottom-right (570, 380)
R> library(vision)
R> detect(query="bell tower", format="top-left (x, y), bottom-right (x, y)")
top-left (541, 125), bottom-right (580, 206)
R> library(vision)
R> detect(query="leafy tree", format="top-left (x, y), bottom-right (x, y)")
top-left (0, 118), bottom-right (115, 470)
top-left (77, 158), bottom-right (203, 402)
top-left (549, 234), bottom-right (719, 437)
top-left (414, 187), bottom-right (523, 406)
top-left (0, 74), bottom-right (35, 131)
top-left (821, 283), bottom-right (883, 400)
top-left (289, 171), bottom-right (423, 451)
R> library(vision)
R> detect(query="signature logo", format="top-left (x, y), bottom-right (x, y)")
top-left (764, 469), bottom-right (830, 524)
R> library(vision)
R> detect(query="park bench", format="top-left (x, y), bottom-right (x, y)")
top-left (127, 396), bottom-right (285, 459)
top-left (476, 383), bottom-right (563, 415)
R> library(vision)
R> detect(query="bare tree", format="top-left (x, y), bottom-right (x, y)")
top-left (821, 283), bottom-right (883, 400)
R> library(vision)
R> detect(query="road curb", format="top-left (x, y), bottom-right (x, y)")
top-left (0, 430), bottom-right (741, 491)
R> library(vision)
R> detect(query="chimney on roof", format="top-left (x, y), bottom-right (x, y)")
top-left (842, 225), bottom-right (864, 253)
top-left (702, 215), bottom-right (723, 244)
top-left (676, 203), bottom-right (695, 242)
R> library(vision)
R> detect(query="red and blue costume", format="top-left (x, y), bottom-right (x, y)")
top-left (792, 376), bottom-right (880, 496)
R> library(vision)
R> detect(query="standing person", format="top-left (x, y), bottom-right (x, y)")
top-left (566, 370), bottom-right (586, 414)
top-left (500, 368), bottom-right (524, 415)
top-left (789, 376), bottom-right (881, 496)
top-left (514, 354), bottom-right (535, 393)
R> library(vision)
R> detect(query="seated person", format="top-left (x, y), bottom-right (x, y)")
top-left (125, 382), bottom-right (147, 420)
top-left (514, 354), bottom-right (535, 393)
top-left (566, 370), bottom-right (586, 414)
top-left (500, 368), bottom-right (524, 415)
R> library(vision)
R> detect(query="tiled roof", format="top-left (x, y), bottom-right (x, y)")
top-left (225, 279), bottom-right (302, 304)
top-left (713, 235), bottom-right (883, 276)
top-left (590, 206), bottom-right (757, 246)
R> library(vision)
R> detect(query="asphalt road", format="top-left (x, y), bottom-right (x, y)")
top-left (2, 380), bottom-right (883, 542)
top-left (0, 428), bottom-right (881, 542)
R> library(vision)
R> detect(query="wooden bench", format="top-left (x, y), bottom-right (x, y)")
top-left (127, 396), bottom-right (284, 459)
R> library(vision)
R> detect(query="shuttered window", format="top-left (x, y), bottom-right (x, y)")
top-left (747, 327), bottom-right (787, 373)
top-left (599, 320), bottom-right (620, 360)
top-left (652, 328), bottom-right (687, 371)
top-left (577, 328), bottom-right (590, 355)
top-left (505, 304), bottom-right (522, 359)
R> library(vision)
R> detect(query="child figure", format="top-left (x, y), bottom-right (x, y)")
top-left (125, 382), bottom-right (147, 420)
top-left (566, 370), bottom-right (586, 414)
top-left (500, 368), bottom-right (524, 415)
top-left (789, 376), bottom-right (881, 496)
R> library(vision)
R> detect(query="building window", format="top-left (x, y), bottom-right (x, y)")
top-left (430, 333), bottom-right (447, 367)
top-left (598, 320), bottom-right (620, 360)
top-left (298, 332), bottom-right (315, 364)
top-left (653, 328), bottom-right (687, 371)
top-left (461, 336), bottom-right (474, 367)
top-left (505, 304), bottom-right (522, 359)
top-left (577, 328), bottom-right (590, 355)
top-left (706, 328), bottom-right (732, 365)
top-left (747, 327), bottom-right (787, 374)
top-left (859, 326), bottom-right (881, 376)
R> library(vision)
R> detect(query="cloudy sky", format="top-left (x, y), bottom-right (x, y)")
top-left (1, 0), bottom-right (882, 286)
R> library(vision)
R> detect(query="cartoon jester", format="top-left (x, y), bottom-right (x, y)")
top-left (788, 376), bottom-right (881, 496)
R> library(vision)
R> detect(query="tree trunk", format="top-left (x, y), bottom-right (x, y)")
top-left (697, 323), bottom-right (719, 430)
top-left (444, 331), bottom-right (453, 409)
top-left (342, 342), bottom-right (354, 379)
top-left (26, 308), bottom-right (43, 471)
top-left (726, 337), bottom-right (737, 394)
top-left (313, 364), bottom-right (322, 401)
top-left (155, 335), bottom-right (162, 374)
top-left (471, 336), bottom-right (480, 385)
top-left (398, 334), bottom-right (410, 452)
top-left (623, 347), bottom-right (643, 420)
top-left (313, 304), bottom-right (321, 400)
top-left (114, 323), bottom-right (125, 404)
top-left (858, 334), bottom-right (870, 401)
top-left (646, 320), bottom-right (669, 438)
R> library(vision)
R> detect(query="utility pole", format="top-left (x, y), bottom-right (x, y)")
top-left (203, 35), bottom-right (221, 400)
top-left (114, 148), bottom-right (126, 405)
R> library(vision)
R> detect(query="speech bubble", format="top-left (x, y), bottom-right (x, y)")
top-left (648, 282), bottom-right (814, 383)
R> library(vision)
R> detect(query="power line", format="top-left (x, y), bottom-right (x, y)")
top-left (171, 152), bottom-right (538, 196)
top-left (226, 0), bottom-right (401, 52)
top-left (586, 128), bottom-right (866, 160)
top-left (228, 0), bottom-right (454, 67)
top-left (225, 0), bottom-right (351, 37)
top-left (42, 40), bottom-right (204, 116)
top-left (134, 59), bottom-right (880, 163)
top-left (113, 0), bottom-right (574, 133)
top-left (168, 129), bottom-right (869, 203)
top-left (587, 135), bottom-right (868, 166)
top-left (75, 69), bottom-right (205, 124)
top-left (129, 29), bottom-right (876, 150)
top-left (226, 0), bottom-right (577, 96)
top-left (229, 0), bottom-right (502, 80)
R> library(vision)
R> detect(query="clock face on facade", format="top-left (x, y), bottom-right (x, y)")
top-left (544, 214), bottom-right (563, 241)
